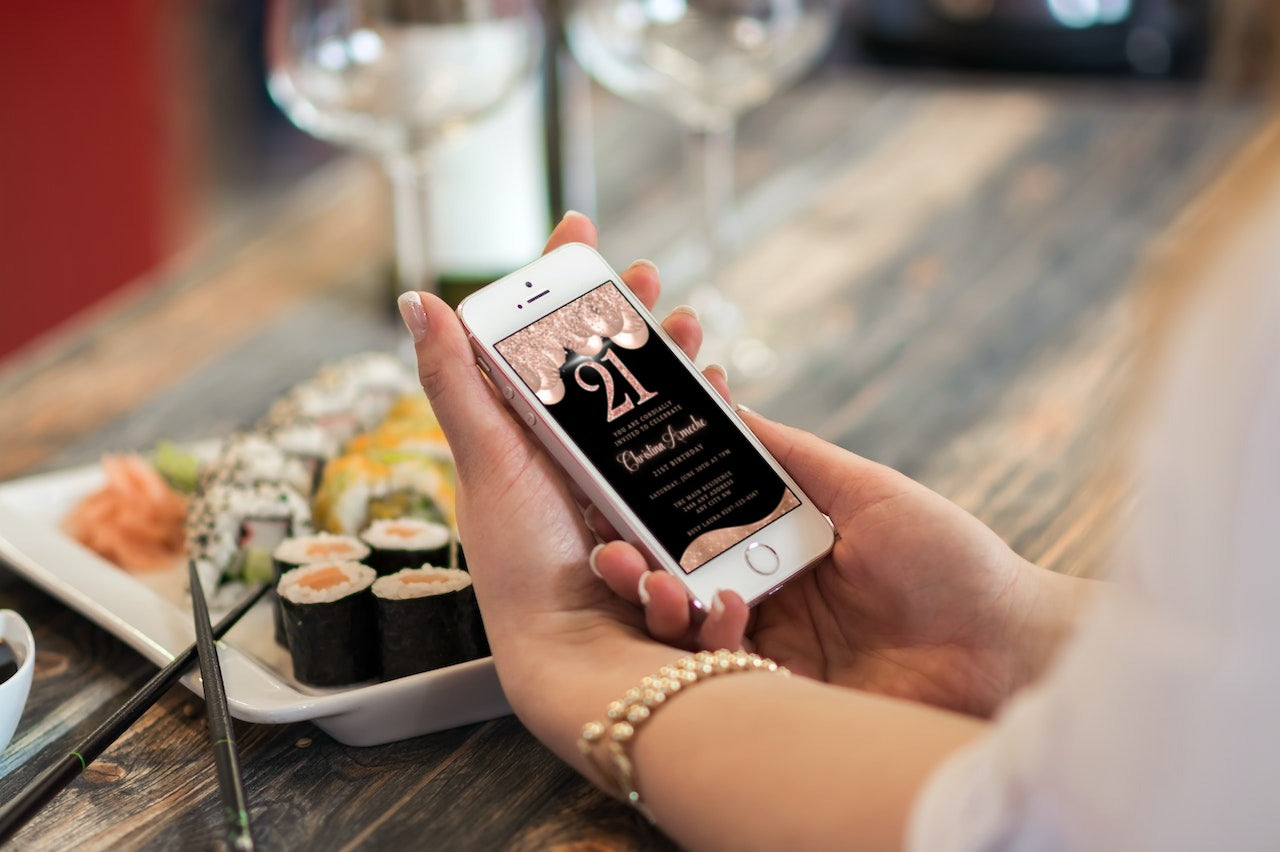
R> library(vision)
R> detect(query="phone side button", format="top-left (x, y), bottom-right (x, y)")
top-left (476, 358), bottom-right (491, 374)
top-left (503, 385), bottom-right (515, 400)
top-left (522, 410), bottom-right (537, 427)
top-left (744, 542), bottom-right (779, 575)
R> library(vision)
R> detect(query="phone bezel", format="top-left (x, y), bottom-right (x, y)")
top-left (457, 243), bottom-right (834, 608)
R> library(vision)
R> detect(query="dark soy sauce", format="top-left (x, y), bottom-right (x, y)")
top-left (0, 639), bottom-right (20, 685)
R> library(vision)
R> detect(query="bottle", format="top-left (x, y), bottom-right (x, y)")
top-left (427, 78), bottom-right (552, 307)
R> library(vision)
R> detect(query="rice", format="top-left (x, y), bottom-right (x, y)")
top-left (273, 533), bottom-right (370, 566)
top-left (360, 519), bottom-right (450, 553)
top-left (372, 567), bottom-right (471, 599)
top-left (278, 561), bottom-right (376, 605)
top-left (203, 433), bottom-right (311, 495)
top-left (186, 480), bottom-right (311, 594)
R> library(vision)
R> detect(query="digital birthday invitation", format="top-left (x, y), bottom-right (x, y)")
top-left (496, 281), bottom-right (799, 572)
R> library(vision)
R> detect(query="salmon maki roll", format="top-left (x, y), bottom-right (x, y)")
top-left (270, 533), bottom-right (371, 646)
top-left (372, 567), bottom-right (486, 680)
top-left (278, 561), bottom-right (377, 687)
top-left (359, 518), bottom-right (451, 575)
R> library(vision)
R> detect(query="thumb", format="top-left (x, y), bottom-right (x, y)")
top-left (737, 407), bottom-right (898, 520)
top-left (397, 289), bottom-right (527, 476)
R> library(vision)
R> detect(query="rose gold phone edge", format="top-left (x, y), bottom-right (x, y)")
top-left (457, 243), bottom-right (834, 610)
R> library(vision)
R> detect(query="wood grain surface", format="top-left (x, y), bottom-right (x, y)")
top-left (0, 68), bottom-right (1260, 850)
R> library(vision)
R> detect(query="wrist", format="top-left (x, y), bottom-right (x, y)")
top-left (488, 616), bottom-right (683, 774)
top-left (1007, 561), bottom-right (1101, 688)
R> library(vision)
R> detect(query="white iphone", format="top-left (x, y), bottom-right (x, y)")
top-left (457, 243), bottom-right (834, 609)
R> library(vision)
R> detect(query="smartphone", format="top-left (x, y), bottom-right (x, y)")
top-left (457, 243), bottom-right (834, 609)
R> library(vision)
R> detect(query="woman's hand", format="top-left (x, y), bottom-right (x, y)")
top-left (594, 416), bottom-right (1094, 717)
top-left (397, 212), bottom-right (728, 751)
top-left (396, 212), bottom-right (1025, 845)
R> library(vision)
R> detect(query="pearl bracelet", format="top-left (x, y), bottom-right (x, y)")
top-left (578, 649), bottom-right (790, 823)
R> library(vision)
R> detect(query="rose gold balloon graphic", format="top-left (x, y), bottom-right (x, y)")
top-left (497, 284), bottom-right (650, 405)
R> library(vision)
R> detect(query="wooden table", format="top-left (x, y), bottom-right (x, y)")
top-left (0, 68), bottom-right (1259, 849)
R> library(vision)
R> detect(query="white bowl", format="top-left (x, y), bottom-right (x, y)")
top-left (0, 609), bottom-right (35, 754)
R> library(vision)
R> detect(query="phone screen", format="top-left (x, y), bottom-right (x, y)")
top-left (495, 281), bottom-right (800, 573)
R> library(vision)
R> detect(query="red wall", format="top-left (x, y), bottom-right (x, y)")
top-left (0, 2), bottom-right (193, 359)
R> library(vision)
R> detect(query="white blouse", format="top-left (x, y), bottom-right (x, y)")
top-left (909, 172), bottom-right (1280, 850)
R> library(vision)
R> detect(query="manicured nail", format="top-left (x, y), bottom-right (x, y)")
top-left (587, 543), bottom-right (605, 578)
top-left (637, 573), bottom-right (652, 605)
top-left (627, 258), bottom-right (660, 277)
top-left (669, 303), bottom-right (699, 321)
top-left (733, 403), bottom-right (752, 415)
top-left (705, 363), bottom-right (728, 383)
top-left (711, 590), bottom-right (726, 617)
top-left (397, 291), bottom-right (428, 342)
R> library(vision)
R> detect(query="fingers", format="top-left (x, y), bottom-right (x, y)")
top-left (397, 290), bottom-right (520, 476)
top-left (640, 572), bottom-right (693, 640)
top-left (734, 407), bottom-right (873, 515)
top-left (590, 540), bottom-right (650, 603)
top-left (583, 504), bottom-right (619, 542)
top-left (544, 212), bottom-right (663, 312)
top-left (661, 304), bottom-right (701, 359)
top-left (658, 304), bottom-right (731, 402)
top-left (543, 211), bottom-right (597, 253)
top-left (622, 259), bottom-right (661, 311)
top-left (698, 590), bottom-right (750, 651)
top-left (589, 541), bottom-right (752, 651)
top-left (703, 363), bottom-right (731, 403)
top-left (735, 407), bottom-right (922, 533)
top-left (592, 542), bottom-right (692, 641)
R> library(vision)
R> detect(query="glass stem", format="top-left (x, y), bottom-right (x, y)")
top-left (686, 119), bottom-right (737, 294)
top-left (385, 155), bottom-right (436, 295)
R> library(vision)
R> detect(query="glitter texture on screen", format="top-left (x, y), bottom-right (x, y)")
top-left (496, 283), bottom-right (649, 404)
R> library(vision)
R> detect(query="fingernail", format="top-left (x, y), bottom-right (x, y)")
top-left (733, 403), bottom-right (752, 415)
top-left (563, 209), bottom-right (587, 222)
top-left (637, 573), bottom-right (652, 605)
top-left (705, 362), bottom-right (728, 383)
top-left (669, 303), bottom-right (699, 321)
top-left (627, 258), bottom-right (660, 276)
top-left (397, 291), bottom-right (428, 342)
top-left (711, 590), bottom-right (726, 617)
top-left (588, 543), bottom-right (605, 578)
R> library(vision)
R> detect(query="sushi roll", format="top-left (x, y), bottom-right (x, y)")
top-left (186, 480), bottom-right (311, 605)
top-left (261, 382), bottom-right (361, 446)
top-left (259, 418), bottom-right (341, 493)
top-left (343, 398), bottom-right (451, 461)
top-left (201, 433), bottom-right (312, 496)
top-left (311, 452), bottom-right (454, 535)
top-left (278, 561), bottom-right (378, 687)
top-left (313, 352), bottom-right (419, 429)
top-left (271, 533), bottom-right (371, 645)
top-left (372, 567), bottom-right (486, 680)
top-left (273, 533), bottom-right (371, 574)
top-left (359, 519), bottom-right (451, 575)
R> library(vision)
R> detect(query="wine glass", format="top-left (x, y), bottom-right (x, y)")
top-left (266, 0), bottom-right (544, 301)
top-left (566, 0), bottom-right (838, 373)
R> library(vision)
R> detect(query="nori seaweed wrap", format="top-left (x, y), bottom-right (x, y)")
top-left (452, 533), bottom-right (468, 573)
top-left (278, 561), bottom-right (378, 687)
top-left (372, 567), bottom-right (486, 679)
top-left (271, 534), bottom-right (371, 646)
top-left (359, 518), bottom-right (451, 576)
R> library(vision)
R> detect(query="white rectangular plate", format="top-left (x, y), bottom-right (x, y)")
top-left (0, 460), bottom-right (510, 746)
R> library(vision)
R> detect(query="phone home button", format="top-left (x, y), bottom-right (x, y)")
top-left (744, 542), bottom-right (779, 575)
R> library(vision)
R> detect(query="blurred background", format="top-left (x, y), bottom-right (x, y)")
top-left (1, 0), bottom-right (1276, 360)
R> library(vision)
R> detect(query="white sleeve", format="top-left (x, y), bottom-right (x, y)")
top-left (908, 180), bottom-right (1280, 852)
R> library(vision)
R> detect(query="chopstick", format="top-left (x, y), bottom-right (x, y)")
top-left (186, 559), bottom-right (257, 852)
top-left (0, 582), bottom-right (268, 845)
